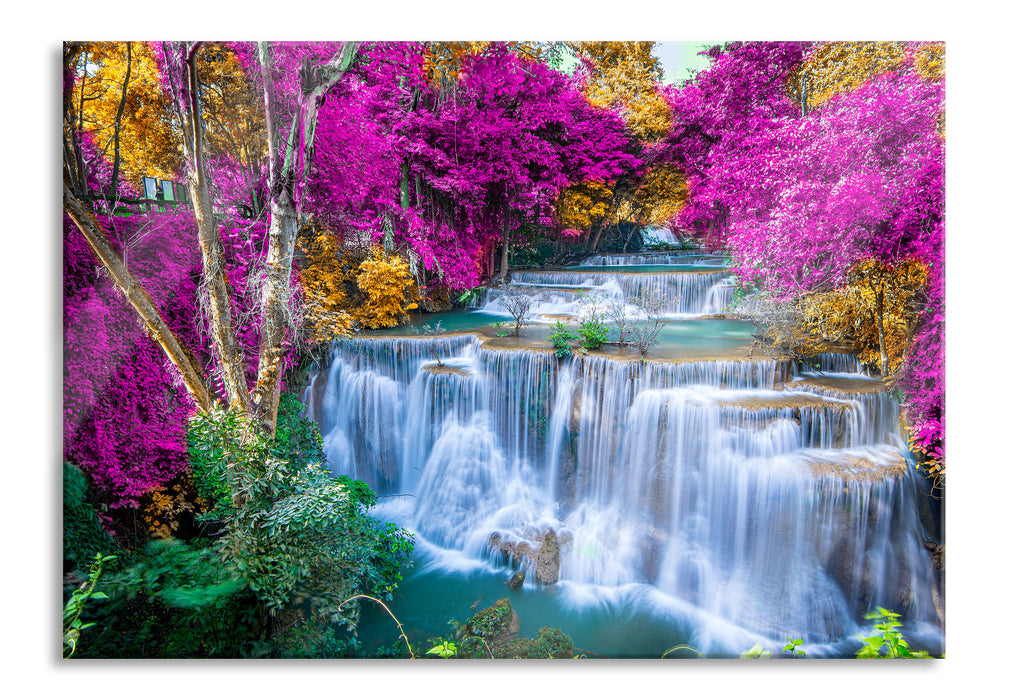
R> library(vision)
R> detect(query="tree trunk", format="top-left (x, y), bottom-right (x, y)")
top-left (801, 71), bottom-right (808, 117)
top-left (588, 191), bottom-right (618, 254)
top-left (876, 286), bottom-right (889, 376)
top-left (62, 44), bottom-right (89, 197)
top-left (499, 227), bottom-right (511, 281)
top-left (110, 42), bottom-right (132, 197)
top-left (400, 160), bottom-right (410, 211)
top-left (253, 41), bottom-right (359, 435)
top-left (63, 184), bottom-right (213, 413)
top-left (176, 42), bottom-right (252, 416)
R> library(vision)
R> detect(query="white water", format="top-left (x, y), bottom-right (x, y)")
top-left (308, 252), bottom-right (942, 656)
top-left (310, 340), bottom-right (941, 650)
top-left (481, 270), bottom-right (734, 318)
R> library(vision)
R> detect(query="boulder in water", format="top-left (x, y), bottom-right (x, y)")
top-left (508, 571), bottom-right (525, 590)
top-left (458, 599), bottom-right (574, 659)
top-left (536, 530), bottom-right (561, 585)
top-left (488, 527), bottom-right (564, 586)
top-left (466, 598), bottom-right (520, 640)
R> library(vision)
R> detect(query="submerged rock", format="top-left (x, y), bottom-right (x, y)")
top-left (422, 363), bottom-right (470, 376)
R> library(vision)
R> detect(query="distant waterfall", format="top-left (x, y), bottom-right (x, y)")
top-left (482, 270), bottom-right (733, 316)
top-left (579, 252), bottom-right (727, 266)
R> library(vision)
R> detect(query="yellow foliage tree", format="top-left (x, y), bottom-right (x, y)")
top-left (914, 43), bottom-right (945, 82)
top-left (570, 41), bottom-right (671, 143)
top-left (353, 247), bottom-right (420, 329)
top-left (789, 41), bottom-right (907, 114)
top-left (297, 228), bottom-right (359, 344)
top-left (801, 258), bottom-right (929, 377)
top-left (72, 42), bottom-right (183, 186)
top-left (194, 44), bottom-right (268, 194)
top-left (141, 473), bottom-right (207, 539)
top-left (556, 180), bottom-right (615, 234)
top-left (617, 163), bottom-right (689, 229)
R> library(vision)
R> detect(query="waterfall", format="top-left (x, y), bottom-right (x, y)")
top-left (579, 252), bottom-right (727, 266)
top-left (309, 336), bottom-right (940, 645)
top-left (503, 270), bottom-right (731, 316)
top-left (306, 242), bottom-right (940, 656)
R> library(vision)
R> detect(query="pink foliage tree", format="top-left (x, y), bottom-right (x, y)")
top-left (666, 41), bottom-right (945, 466)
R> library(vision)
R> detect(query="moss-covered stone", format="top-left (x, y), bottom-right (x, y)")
top-left (508, 570), bottom-right (526, 589)
top-left (466, 598), bottom-right (516, 639)
top-left (455, 600), bottom-right (574, 659)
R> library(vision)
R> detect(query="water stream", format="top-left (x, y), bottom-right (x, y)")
top-left (305, 250), bottom-right (944, 658)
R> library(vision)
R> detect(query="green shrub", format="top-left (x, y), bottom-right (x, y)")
top-left (856, 607), bottom-right (934, 659)
top-left (63, 462), bottom-right (118, 570)
top-left (186, 397), bottom-right (415, 627)
top-left (548, 321), bottom-right (579, 358)
top-left (74, 539), bottom-right (262, 658)
top-left (577, 317), bottom-right (610, 350)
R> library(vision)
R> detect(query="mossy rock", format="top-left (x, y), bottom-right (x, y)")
top-left (466, 598), bottom-right (517, 639)
top-left (459, 625), bottom-right (574, 659)
top-left (458, 599), bottom-right (574, 659)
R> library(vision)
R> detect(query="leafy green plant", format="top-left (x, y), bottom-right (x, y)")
top-left (740, 643), bottom-right (772, 659)
top-left (783, 636), bottom-right (806, 658)
top-left (426, 640), bottom-right (458, 658)
top-left (548, 321), bottom-right (579, 358)
top-left (63, 552), bottom-right (117, 658)
top-left (76, 542), bottom-right (264, 659)
top-left (63, 462), bottom-right (118, 570)
top-left (576, 314), bottom-right (610, 350)
top-left (187, 398), bottom-right (414, 628)
top-left (856, 607), bottom-right (933, 659)
top-left (457, 288), bottom-right (481, 306)
top-left (491, 320), bottom-right (515, 337)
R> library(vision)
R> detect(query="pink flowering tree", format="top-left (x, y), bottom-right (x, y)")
top-left (666, 41), bottom-right (945, 469)
top-left (397, 43), bottom-right (640, 285)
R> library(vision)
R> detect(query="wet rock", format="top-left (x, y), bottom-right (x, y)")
top-left (458, 600), bottom-right (574, 659)
top-left (488, 527), bottom-right (565, 586)
top-left (536, 530), bottom-right (561, 585)
top-left (507, 571), bottom-right (525, 590)
top-left (419, 285), bottom-right (453, 312)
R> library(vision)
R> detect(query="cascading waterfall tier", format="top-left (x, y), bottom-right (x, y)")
top-left (309, 335), bottom-right (941, 645)
top-left (580, 251), bottom-right (727, 266)
top-left (483, 269), bottom-right (734, 317)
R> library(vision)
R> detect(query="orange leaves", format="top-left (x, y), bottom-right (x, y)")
top-left (790, 42), bottom-right (908, 112)
top-left (423, 41), bottom-right (490, 83)
top-left (298, 228), bottom-right (360, 343)
top-left (571, 41), bottom-right (671, 143)
top-left (801, 258), bottom-right (929, 375)
top-left (73, 42), bottom-right (183, 184)
top-left (556, 181), bottom-right (614, 234)
top-left (299, 232), bottom-right (418, 336)
top-left (195, 44), bottom-right (267, 173)
top-left (914, 44), bottom-right (945, 82)
top-left (354, 247), bottom-right (419, 329)
top-left (141, 473), bottom-right (207, 539)
top-left (620, 164), bottom-right (689, 227)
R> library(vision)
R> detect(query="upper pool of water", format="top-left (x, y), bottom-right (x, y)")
top-left (362, 310), bottom-right (770, 361)
top-left (545, 264), bottom-right (728, 274)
